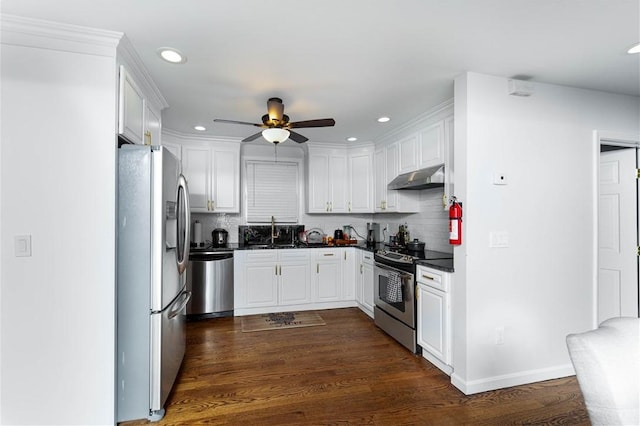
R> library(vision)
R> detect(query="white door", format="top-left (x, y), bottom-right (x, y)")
top-left (598, 148), bottom-right (638, 322)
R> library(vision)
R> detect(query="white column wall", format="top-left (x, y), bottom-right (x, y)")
top-left (1, 41), bottom-right (117, 424)
top-left (452, 72), bottom-right (640, 394)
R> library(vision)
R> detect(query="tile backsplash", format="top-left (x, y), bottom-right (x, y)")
top-left (191, 189), bottom-right (451, 253)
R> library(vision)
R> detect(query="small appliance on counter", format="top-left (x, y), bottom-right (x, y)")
top-left (192, 220), bottom-right (205, 248)
top-left (366, 222), bottom-right (380, 247)
top-left (212, 228), bottom-right (228, 247)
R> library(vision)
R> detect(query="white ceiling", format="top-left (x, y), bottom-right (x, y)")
top-left (3, 0), bottom-right (639, 144)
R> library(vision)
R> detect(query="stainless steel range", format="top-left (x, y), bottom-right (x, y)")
top-left (374, 246), bottom-right (452, 353)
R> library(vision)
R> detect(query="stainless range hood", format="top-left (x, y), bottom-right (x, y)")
top-left (387, 165), bottom-right (445, 190)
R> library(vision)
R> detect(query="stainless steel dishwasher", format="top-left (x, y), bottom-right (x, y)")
top-left (186, 250), bottom-right (234, 318)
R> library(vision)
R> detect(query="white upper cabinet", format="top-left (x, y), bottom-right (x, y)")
top-left (182, 142), bottom-right (240, 213)
top-left (308, 152), bottom-right (331, 212)
top-left (144, 102), bottom-right (162, 146)
top-left (397, 121), bottom-right (445, 174)
top-left (374, 143), bottom-right (419, 213)
top-left (418, 120), bottom-right (445, 169)
top-left (118, 66), bottom-right (145, 144)
top-left (329, 151), bottom-right (349, 213)
top-left (118, 65), bottom-right (164, 145)
top-left (398, 134), bottom-right (419, 174)
top-left (307, 145), bottom-right (374, 214)
top-left (347, 148), bottom-right (374, 213)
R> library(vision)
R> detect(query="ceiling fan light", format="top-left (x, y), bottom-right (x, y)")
top-left (262, 128), bottom-right (290, 144)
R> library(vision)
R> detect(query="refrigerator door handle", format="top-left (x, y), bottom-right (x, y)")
top-left (176, 174), bottom-right (191, 275)
top-left (168, 291), bottom-right (192, 320)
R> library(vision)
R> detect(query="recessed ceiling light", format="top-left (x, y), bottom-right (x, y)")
top-left (194, 125), bottom-right (206, 131)
top-left (346, 137), bottom-right (357, 142)
top-left (157, 47), bottom-right (187, 64)
top-left (377, 116), bottom-right (390, 123)
top-left (627, 42), bottom-right (640, 54)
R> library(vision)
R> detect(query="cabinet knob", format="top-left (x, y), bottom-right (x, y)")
top-left (144, 131), bottom-right (152, 145)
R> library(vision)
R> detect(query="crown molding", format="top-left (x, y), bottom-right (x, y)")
top-left (117, 35), bottom-right (169, 110)
top-left (1, 14), bottom-right (122, 57)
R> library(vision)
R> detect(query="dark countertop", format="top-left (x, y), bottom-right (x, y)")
top-left (191, 242), bottom-right (454, 272)
top-left (415, 258), bottom-right (454, 273)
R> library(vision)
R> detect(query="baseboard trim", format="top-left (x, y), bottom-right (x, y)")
top-left (450, 363), bottom-right (576, 395)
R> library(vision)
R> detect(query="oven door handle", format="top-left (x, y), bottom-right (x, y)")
top-left (375, 262), bottom-right (414, 281)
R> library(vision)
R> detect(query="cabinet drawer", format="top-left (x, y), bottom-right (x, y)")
top-left (279, 249), bottom-right (309, 261)
top-left (314, 248), bottom-right (342, 259)
top-left (245, 251), bottom-right (278, 263)
top-left (416, 265), bottom-right (448, 292)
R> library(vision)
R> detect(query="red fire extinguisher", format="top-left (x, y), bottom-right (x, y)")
top-left (449, 196), bottom-right (462, 245)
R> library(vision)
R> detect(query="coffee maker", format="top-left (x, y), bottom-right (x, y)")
top-left (366, 222), bottom-right (380, 247)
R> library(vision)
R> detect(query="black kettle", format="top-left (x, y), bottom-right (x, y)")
top-left (212, 228), bottom-right (228, 247)
top-left (333, 229), bottom-right (344, 241)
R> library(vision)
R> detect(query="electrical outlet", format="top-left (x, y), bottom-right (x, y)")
top-left (495, 326), bottom-right (505, 345)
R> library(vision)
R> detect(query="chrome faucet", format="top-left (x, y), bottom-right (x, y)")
top-left (271, 215), bottom-right (279, 244)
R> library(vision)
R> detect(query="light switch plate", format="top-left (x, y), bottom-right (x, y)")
top-left (489, 231), bottom-right (509, 248)
top-left (15, 235), bottom-right (32, 257)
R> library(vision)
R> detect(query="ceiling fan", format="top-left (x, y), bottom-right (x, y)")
top-left (214, 97), bottom-right (335, 144)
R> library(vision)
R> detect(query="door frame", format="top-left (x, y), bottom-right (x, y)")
top-left (592, 130), bottom-right (640, 327)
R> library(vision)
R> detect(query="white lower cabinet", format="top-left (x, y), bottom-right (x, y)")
top-left (356, 250), bottom-right (375, 318)
top-left (314, 248), bottom-right (343, 302)
top-left (416, 265), bottom-right (453, 375)
top-left (234, 248), bottom-right (359, 316)
top-left (279, 251), bottom-right (311, 305)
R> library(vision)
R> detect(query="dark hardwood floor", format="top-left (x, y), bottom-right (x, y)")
top-left (121, 308), bottom-right (589, 425)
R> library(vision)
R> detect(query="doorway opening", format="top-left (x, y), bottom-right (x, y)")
top-left (596, 131), bottom-right (640, 323)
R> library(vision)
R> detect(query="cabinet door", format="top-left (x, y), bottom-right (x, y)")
top-left (118, 66), bottom-right (144, 145)
top-left (279, 262), bottom-right (311, 305)
top-left (342, 248), bottom-right (356, 300)
top-left (245, 263), bottom-right (278, 308)
top-left (348, 150), bottom-right (373, 213)
top-left (329, 152), bottom-right (348, 213)
top-left (316, 261), bottom-right (342, 302)
top-left (182, 145), bottom-right (211, 212)
top-left (308, 153), bottom-right (330, 212)
top-left (362, 254), bottom-right (375, 314)
top-left (418, 121), bottom-right (445, 169)
top-left (398, 134), bottom-right (418, 173)
top-left (374, 149), bottom-right (386, 212)
top-left (145, 102), bottom-right (162, 146)
top-left (211, 148), bottom-right (239, 213)
top-left (355, 250), bottom-right (364, 304)
top-left (314, 250), bottom-right (343, 302)
top-left (417, 284), bottom-right (447, 362)
top-left (384, 143), bottom-right (399, 211)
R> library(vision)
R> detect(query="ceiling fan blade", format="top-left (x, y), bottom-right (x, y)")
top-left (214, 119), bottom-right (264, 127)
top-left (242, 132), bottom-right (264, 142)
top-left (289, 118), bottom-right (336, 129)
top-left (288, 131), bottom-right (309, 143)
top-left (267, 97), bottom-right (284, 121)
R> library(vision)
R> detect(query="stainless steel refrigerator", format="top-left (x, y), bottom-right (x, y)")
top-left (117, 145), bottom-right (191, 422)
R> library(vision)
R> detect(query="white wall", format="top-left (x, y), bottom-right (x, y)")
top-left (1, 17), bottom-right (119, 425)
top-left (451, 72), bottom-right (640, 394)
